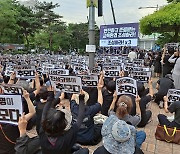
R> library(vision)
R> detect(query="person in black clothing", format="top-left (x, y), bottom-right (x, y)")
top-left (154, 74), bottom-right (174, 107)
top-left (0, 72), bottom-right (38, 154)
top-left (101, 80), bottom-right (116, 116)
top-left (15, 89), bottom-right (89, 154)
top-left (39, 89), bottom-right (88, 154)
top-left (158, 96), bottom-right (180, 129)
top-left (162, 47), bottom-right (175, 77)
top-left (136, 80), bottom-right (154, 127)
top-left (154, 52), bottom-right (162, 77)
top-left (71, 83), bottom-right (103, 146)
top-left (83, 87), bottom-right (98, 106)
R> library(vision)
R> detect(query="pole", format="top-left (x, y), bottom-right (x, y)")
top-left (88, 0), bottom-right (95, 70)
top-left (110, 0), bottom-right (116, 24)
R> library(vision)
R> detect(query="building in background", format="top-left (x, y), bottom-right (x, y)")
top-left (138, 33), bottom-right (160, 50)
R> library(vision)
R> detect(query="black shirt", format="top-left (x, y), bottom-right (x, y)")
top-left (0, 124), bottom-right (18, 154)
top-left (101, 89), bottom-right (113, 116)
top-left (39, 124), bottom-right (79, 154)
top-left (157, 78), bottom-right (174, 95)
top-left (168, 101), bottom-right (180, 125)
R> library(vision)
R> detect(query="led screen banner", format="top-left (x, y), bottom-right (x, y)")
top-left (100, 23), bottom-right (139, 47)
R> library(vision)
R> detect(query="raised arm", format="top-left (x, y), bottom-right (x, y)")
top-left (99, 71), bottom-right (104, 86)
top-left (23, 90), bottom-right (36, 121)
top-left (135, 95), bottom-right (141, 116)
top-left (168, 52), bottom-right (178, 63)
top-left (148, 79), bottom-right (154, 97)
top-left (8, 72), bottom-right (16, 84)
top-left (76, 91), bottom-right (85, 128)
top-left (163, 96), bottom-right (169, 113)
top-left (33, 72), bottom-right (41, 96)
top-left (109, 91), bottom-right (117, 112)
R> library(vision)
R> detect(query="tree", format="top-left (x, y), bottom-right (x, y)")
top-left (67, 23), bottom-right (100, 53)
top-left (35, 1), bottom-right (64, 51)
top-left (140, 2), bottom-right (180, 42)
top-left (0, 0), bottom-right (21, 43)
top-left (16, 4), bottom-right (41, 50)
top-left (167, 0), bottom-right (180, 3)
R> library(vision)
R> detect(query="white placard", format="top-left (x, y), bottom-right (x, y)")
top-left (167, 43), bottom-right (179, 48)
top-left (131, 71), bottom-right (151, 83)
top-left (49, 69), bottom-right (69, 76)
top-left (86, 45), bottom-right (96, 53)
top-left (0, 95), bottom-right (22, 125)
top-left (104, 70), bottom-right (120, 77)
top-left (100, 38), bottom-right (138, 47)
top-left (16, 69), bottom-right (36, 79)
top-left (116, 77), bottom-right (137, 97)
top-left (0, 84), bottom-right (23, 94)
top-left (79, 75), bottom-right (98, 87)
top-left (167, 89), bottom-right (180, 103)
top-left (49, 75), bottom-right (82, 93)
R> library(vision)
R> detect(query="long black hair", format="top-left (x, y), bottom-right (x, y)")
top-left (42, 108), bottom-right (67, 137)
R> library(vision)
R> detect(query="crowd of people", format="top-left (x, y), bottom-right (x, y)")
top-left (0, 45), bottom-right (180, 154)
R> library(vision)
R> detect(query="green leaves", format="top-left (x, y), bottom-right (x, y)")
top-left (140, 3), bottom-right (180, 43)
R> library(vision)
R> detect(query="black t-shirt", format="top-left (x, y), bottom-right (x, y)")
top-left (83, 87), bottom-right (98, 106)
top-left (157, 78), bottom-right (174, 95)
top-left (163, 55), bottom-right (174, 68)
top-left (101, 89), bottom-right (113, 116)
top-left (39, 124), bottom-right (79, 154)
top-left (138, 95), bottom-right (152, 125)
top-left (36, 101), bottom-right (46, 134)
top-left (168, 101), bottom-right (180, 125)
top-left (71, 100), bottom-right (101, 143)
top-left (0, 124), bottom-right (19, 154)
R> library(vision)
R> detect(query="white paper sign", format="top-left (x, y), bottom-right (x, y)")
top-left (79, 75), bottom-right (98, 87)
top-left (49, 69), bottom-right (69, 76)
top-left (49, 75), bottom-right (82, 93)
top-left (167, 89), bottom-right (180, 103)
top-left (131, 71), bottom-right (151, 83)
top-left (86, 45), bottom-right (96, 53)
top-left (16, 69), bottom-right (36, 79)
top-left (0, 84), bottom-right (23, 94)
top-left (116, 77), bottom-right (137, 97)
top-left (0, 95), bottom-right (22, 125)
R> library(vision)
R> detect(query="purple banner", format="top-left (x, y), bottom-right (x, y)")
top-left (100, 23), bottom-right (139, 47)
top-left (100, 23), bottom-right (139, 40)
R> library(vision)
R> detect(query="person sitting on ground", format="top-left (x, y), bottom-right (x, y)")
top-left (39, 89), bottom-right (89, 154)
top-left (158, 96), bottom-right (180, 129)
top-left (154, 74), bottom-right (174, 108)
top-left (101, 80), bottom-right (116, 116)
top-left (0, 90), bottom-right (36, 154)
top-left (15, 113), bottom-right (41, 154)
top-left (70, 83), bottom-right (103, 145)
top-left (93, 93), bottom-right (145, 154)
top-left (137, 80), bottom-right (154, 127)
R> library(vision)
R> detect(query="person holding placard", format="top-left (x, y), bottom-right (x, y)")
top-left (0, 90), bottom-right (36, 154)
top-left (154, 74), bottom-right (174, 108)
top-left (39, 90), bottom-right (89, 154)
top-left (136, 80), bottom-right (154, 127)
top-left (93, 93), bottom-right (145, 154)
top-left (158, 96), bottom-right (180, 129)
top-left (70, 82), bottom-right (103, 146)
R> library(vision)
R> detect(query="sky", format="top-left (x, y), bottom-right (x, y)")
top-left (20, 0), bottom-right (167, 26)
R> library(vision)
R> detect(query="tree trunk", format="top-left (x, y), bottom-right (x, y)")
top-left (24, 33), bottom-right (29, 51)
top-left (49, 32), bottom-right (53, 54)
top-left (173, 26), bottom-right (179, 42)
